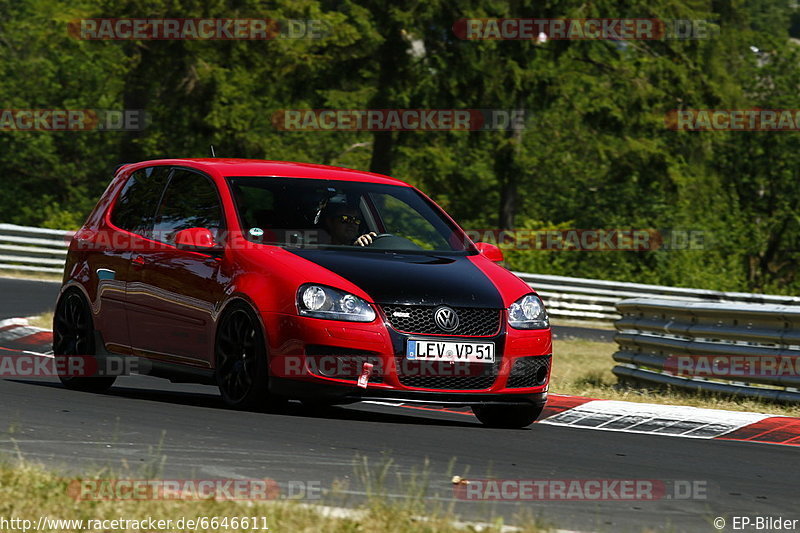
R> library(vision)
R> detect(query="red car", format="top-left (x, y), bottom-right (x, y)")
top-left (55, 159), bottom-right (552, 427)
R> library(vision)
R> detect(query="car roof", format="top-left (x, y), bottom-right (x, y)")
top-left (124, 158), bottom-right (410, 186)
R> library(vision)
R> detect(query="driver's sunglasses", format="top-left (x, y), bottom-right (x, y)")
top-left (337, 215), bottom-right (362, 225)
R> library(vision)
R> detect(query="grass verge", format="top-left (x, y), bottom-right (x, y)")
top-left (0, 458), bottom-right (551, 533)
top-left (551, 338), bottom-right (800, 417)
top-left (0, 270), bottom-right (62, 282)
top-left (26, 311), bottom-right (53, 329)
top-left (550, 317), bottom-right (615, 331)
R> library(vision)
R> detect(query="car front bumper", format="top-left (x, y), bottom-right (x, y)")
top-left (262, 311), bottom-right (553, 398)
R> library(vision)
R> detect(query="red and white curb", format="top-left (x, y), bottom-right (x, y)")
top-left (0, 317), bottom-right (53, 355)
top-left (386, 395), bottom-right (800, 446)
top-left (2, 317), bottom-right (799, 447)
top-left (537, 397), bottom-right (796, 444)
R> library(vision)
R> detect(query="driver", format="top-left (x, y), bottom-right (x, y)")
top-left (322, 204), bottom-right (377, 246)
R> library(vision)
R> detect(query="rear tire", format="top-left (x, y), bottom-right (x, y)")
top-left (53, 290), bottom-right (116, 393)
top-left (472, 404), bottom-right (544, 428)
top-left (215, 303), bottom-right (284, 411)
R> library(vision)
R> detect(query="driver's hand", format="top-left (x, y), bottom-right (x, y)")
top-left (355, 232), bottom-right (378, 246)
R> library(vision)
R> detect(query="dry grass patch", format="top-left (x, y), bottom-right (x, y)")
top-left (27, 311), bottom-right (54, 329)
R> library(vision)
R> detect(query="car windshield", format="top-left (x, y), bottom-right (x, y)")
top-left (227, 177), bottom-right (471, 253)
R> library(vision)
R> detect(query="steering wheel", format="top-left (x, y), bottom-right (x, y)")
top-left (356, 233), bottom-right (392, 247)
top-left (364, 233), bottom-right (422, 251)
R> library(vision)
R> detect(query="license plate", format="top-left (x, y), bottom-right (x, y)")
top-left (406, 339), bottom-right (495, 363)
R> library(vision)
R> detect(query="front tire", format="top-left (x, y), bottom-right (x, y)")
top-left (53, 290), bottom-right (116, 393)
top-left (472, 404), bottom-right (544, 428)
top-left (215, 303), bottom-right (284, 411)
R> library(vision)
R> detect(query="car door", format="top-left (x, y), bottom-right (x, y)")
top-left (125, 168), bottom-right (228, 368)
top-left (93, 165), bottom-right (171, 353)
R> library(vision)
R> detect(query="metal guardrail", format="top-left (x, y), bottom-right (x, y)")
top-left (514, 272), bottom-right (800, 321)
top-left (1, 222), bottom-right (799, 323)
top-left (0, 223), bottom-right (71, 274)
top-left (612, 298), bottom-right (800, 403)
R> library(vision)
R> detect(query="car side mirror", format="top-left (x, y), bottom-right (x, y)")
top-left (174, 227), bottom-right (223, 254)
top-left (475, 242), bottom-right (504, 262)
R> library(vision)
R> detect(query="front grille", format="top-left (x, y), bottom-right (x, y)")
top-left (396, 359), bottom-right (500, 390)
top-left (305, 345), bottom-right (383, 383)
top-left (506, 355), bottom-right (551, 388)
top-left (381, 305), bottom-right (501, 336)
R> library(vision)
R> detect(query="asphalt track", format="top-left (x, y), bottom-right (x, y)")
top-left (0, 277), bottom-right (797, 532)
top-left (0, 277), bottom-right (60, 319)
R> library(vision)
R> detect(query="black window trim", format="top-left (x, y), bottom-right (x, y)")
top-left (150, 165), bottom-right (227, 246)
top-left (108, 164), bottom-right (174, 238)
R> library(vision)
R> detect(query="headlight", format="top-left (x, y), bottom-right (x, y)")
top-left (297, 284), bottom-right (376, 322)
top-left (508, 294), bottom-right (549, 329)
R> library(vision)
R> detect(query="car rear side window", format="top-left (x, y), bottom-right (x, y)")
top-left (111, 166), bottom-right (171, 236)
top-left (152, 169), bottom-right (223, 245)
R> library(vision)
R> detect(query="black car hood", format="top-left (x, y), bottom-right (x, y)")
top-left (289, 249), bottom-right (503, 308)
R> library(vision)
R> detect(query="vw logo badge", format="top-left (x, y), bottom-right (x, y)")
top-left (434, 306), bottom-right (459, 332)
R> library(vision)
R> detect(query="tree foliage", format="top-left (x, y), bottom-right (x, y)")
top-left (0, 0), bottom-right (798, 293)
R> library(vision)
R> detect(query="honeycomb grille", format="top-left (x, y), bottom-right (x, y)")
top-left (506, 355), bottom-right (551, 388)
top-left (396, 359), bottom-right (500, 390)
top-left (381, 305), bottom-right (501, 336)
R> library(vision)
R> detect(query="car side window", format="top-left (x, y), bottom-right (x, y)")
top-left (110, 166), bottom-right (171, 236)
top-left (152, 169), bottom-right (223, 245)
